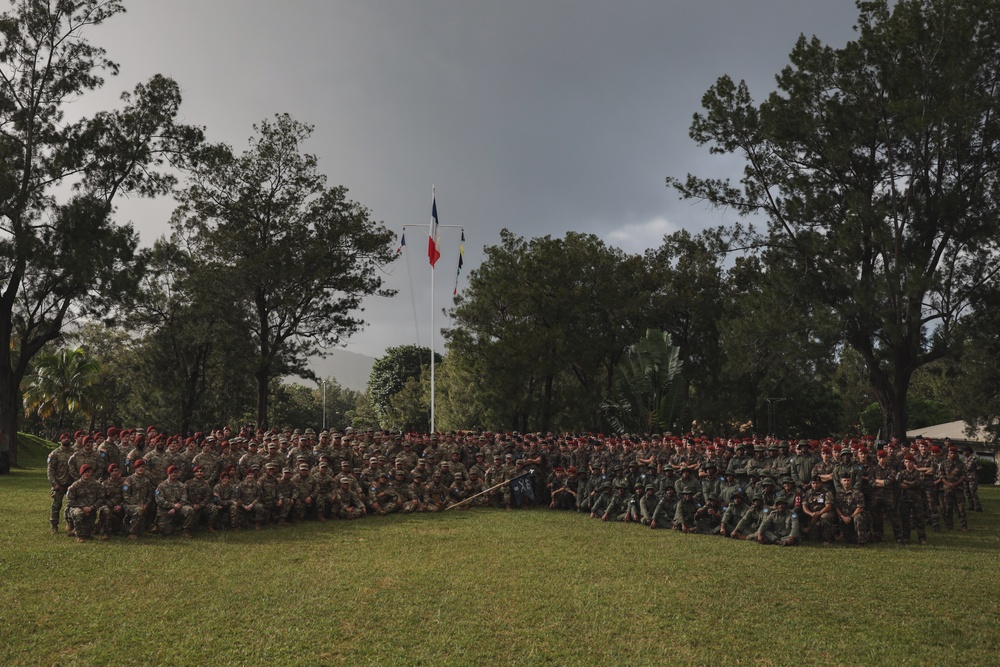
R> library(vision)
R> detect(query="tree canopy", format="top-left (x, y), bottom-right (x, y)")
top-left (669, 0), bottom-right (1000, 437)
top-left (172, 113), bottom-right (397, 429)
top-left (0, 0), bottom-right (201, 471)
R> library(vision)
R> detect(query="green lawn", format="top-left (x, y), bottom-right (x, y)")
top-left (1, 466), bottom-right (998, 666)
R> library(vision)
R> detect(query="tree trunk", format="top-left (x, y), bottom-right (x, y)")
top-left (256, 367), bottom-right (269, 430)
top-left (0, 367), bottom-right (20, 472)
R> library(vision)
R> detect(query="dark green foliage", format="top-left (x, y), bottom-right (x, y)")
top-left (173, 114), bottom-right (397, 428)
top-left (602, 330), bottom-right (686, 435)
top-left (0, 0), bottom-right (202, 471)
top-left (670, 0), bottom-right (1000, 438)
top-left (368, 345), bottom-right (439, 427)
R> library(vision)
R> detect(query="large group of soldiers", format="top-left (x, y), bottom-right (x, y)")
top-left (48, 426), bottom-right (984, 546)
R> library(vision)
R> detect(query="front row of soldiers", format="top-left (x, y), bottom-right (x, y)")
top-left (578, 452), bottom-right (947, 546)
top-left (63, 456), bottom-right (491, 541)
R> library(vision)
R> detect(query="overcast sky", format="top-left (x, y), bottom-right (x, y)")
top-left (86, 1), bottom-right (861, 359)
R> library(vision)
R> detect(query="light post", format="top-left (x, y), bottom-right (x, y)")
top-left (322, 379), bottom-right (327, 431)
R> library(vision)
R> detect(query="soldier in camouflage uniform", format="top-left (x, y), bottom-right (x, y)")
top-left (694, 493), bottom-right (724, 534)
top-left (291, 464), bottom-right (319, 522)
top-left (331, 476), bottom-right (367, 519)
top-left (962, 446), bottom-right (983, 512)
top-left (66, 464), bottom-right (103, 542)
top-left (800, 476), bottom-right (835, 544)
top-left (649, 486), bottom-right (678, 529)
top-left (98, 463), bottom-right (126, 539)
top-left (122, 459), bottom-right (156, 539)
top-left (257, 463), bottom-right (282, 526)
top-left (731, 493), bottom-right (766, 540)
top-left (639, 485), bottom-right (659, 526)
top-left (897, 454), bottom-right (928, 545)
top-left (673, 489), bottom-right (701, 533)
top-left (834, 473), bottom-right (868, 546)
top-left (183, 465), bottom-right (218, 534)
top-left (869, 450), bottom-right (902, 544)
top-left (212, 471), bottom-right (239, 530)
top-left (274, 467), bottom-right (298, 525)
top-left (155, 465), bottom-right (191, 537)
top-left (720, 489), bottom-right (748, 537)
top-left (235, 469), bottom-right (265, 530)
top-left (47, 434), bottom-right (76, 534)
top-left (756, 496), bottom-right (799, 545)
top-left (939, 447), bottom-right (968, 532)
top-left (369, 470), bottom-right (400, 515)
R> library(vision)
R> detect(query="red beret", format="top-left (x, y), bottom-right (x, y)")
top-left (904, 454), bottom-right (916, 461)
top-left (107, 464), bottom-right (119, 472)
top-left (74, 430), bottom-right (83, 438)
top-left (192, 465), bottom-right (204, 473)
top-left (949, 446), bottom-right (959, 453)
top-left (133, 458), bottom-right (146, 468)
top-left (876, 450), bottom-right (887, 458)
top-left (167, 465), bottom-right (179, 475)
top-left (59, 433), bottom-right (71, 442)
top-left (930, 446), bottom-right (941, 454)
top-left (107, 427), bottom-right (119, 437)
top-left (79, 464), bottom-right (92, 475)
top-left (82, 436), bottom-right (94, 445)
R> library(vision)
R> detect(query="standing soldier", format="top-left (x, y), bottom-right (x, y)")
top-left (939, 447), bottom-right (968, 532)
top-left (869, 450), bottom-right (902, 544)
top-left (897, 454), bottom-right (928, 545)
top-left (47, 433), bottom-right (75, 534)
top-left (962, 446), bottom-right (983, 513)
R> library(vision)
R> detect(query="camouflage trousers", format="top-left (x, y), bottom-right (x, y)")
top-left (68, 507), bottom-right (97, 539)
top-left (292, 498), bottom-right (315, 521)
top-left (964, 477), bottom-right (983, 512)
top-left (215, 500), bottom-right (238, 528)
top-left (49, 487), bottom-right (67, 527)
top-left (924, 486), bottom-right (941, 528)
top-left (804, 512), bottom-right (836, 543)
top-left (869, 493), bottom-right (901, 542)
top-left (156, 507), bottom-right (191, 535)
top-left (838, 512), bottom-right (868, 545)
top-left (760, 529), bottom-right (796, 546)
top-left (97, 505), bottom-right (125, 536)
top-left (899, 492), bottom-right (927, 541)
top-left (125, 504), bottom-right (153, 536)
top-left (184, 505), bottom-right (219, 531)
top-left (941, 488), bottom-right (967, 530)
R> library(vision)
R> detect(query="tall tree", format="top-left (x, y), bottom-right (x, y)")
top-left (174, 114), bottom-right (396, 429)
top-left (669, 0), bottom-right (1000, 437)
top-left (367, 345), bottom-right (439, 428)
top-left (128, 237), bottom-right (256, 435)
top-left (445, 230), bottom-right (651, 431)
top-left (0, 0), bottom-right (201, 471)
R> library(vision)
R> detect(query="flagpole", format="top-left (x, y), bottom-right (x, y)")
top-left (430, 186), bottom-right (436, 435)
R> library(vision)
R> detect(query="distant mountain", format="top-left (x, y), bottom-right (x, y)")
top-left (284, 349), bottom-right (376, 392)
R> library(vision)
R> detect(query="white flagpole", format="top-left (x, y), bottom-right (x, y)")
top-left (430, 186), bottom-right (436, 435)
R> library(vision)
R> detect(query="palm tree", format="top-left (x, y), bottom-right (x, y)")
top-left (602, 329), bottom-right (687, 435)
top-left (23, 347), bottom-right (105, 436)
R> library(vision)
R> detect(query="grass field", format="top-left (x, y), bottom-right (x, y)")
top-left (2, 459), bottom-right (999, 666)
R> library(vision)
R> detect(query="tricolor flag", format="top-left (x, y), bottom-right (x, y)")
top-left (428, 194), bottom-right (441, 267)
top-left (396, 232), bottom-right (406, 254)
top-left (453, 230), bottom-right (465, 295)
